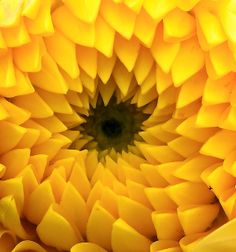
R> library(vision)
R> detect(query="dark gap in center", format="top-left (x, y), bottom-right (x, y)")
top-left (101, 118), bottom-right (122, 138)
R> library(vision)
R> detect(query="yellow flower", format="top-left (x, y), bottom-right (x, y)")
top-left (0, 0), bottom-right (236, 251)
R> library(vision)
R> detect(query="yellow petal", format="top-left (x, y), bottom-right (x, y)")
top-left (176, 0), bottom-right (200, 11)
top-left (113, 61), bottom-right (133, 96)
top-left (150, 240), bottom-right (181, 252)
top-left (12, 240), bottom-right (46, 252)
top-left (174, 154), bottom-right (218, 182)
top-left (0, 103), bottom-right (8, 121)
top-left (29, 154), bottom-right (48, 182)
top-left (100, 187), bottom-right (118, 218)
top-left (0, 177), bottom-right (24, 215)
top-left (194, 6), bottom-right (226, 48)
top-left (0, 121), bottom-right (26, 154)
top-left (24, 0), bottom-right (54, 35)
top-left (98, 79), bottom-right (116, 106)
top-left (80, 71), bottom-right (97, 97)
top-left (69, 161), bottom-right (91, 200)
top-left (179, 232), bottom-right (207, 252)
top-left (87, 201), bottom-right (115, 250)
top-left (61, 70), bottom-right (83, 93)
top-left (114, 35), bottom-right (140, 72)
top-left (219, 0), bottom-right (236, 43)
top-left (171, 37), bottom-right (204, 86)
top-left (35, 116), bottom-right (67, 133)
top-left (134, 9), bottom-right (157, 47)
top-left (140, 163), bottom-right (168, 187)
top-left (63, 0), bottom-right (101, 23)
top-left (145, 187), bottom-right (177, 211)
top-left (19, 165), bottom-right (38, 199)
top-left (155, 66), bottom-right (172, 94)
top-left (166, 182), bottom-right (215, 206)
top-left (31, 138), bottom-right (65, 161)
top-left (71, 242), bottom-right (107, 252)
top-left (97, 53), bottom-right (116, 84)
top-left (220, 189), bottom-right (236, 219)
top-left (48, 169), bottom-right (67, 202)
top-left (118, 196), bottom-right (155, 238)
top-left (0, 0), bottom-right (23, 27)
top-left (203, 165), bottom-right (236, 198)
top-left (86, 181), bottom-right (104, 212)
top-left (124, 0), bottom-right (143, 13)
top-left (196, 104), bottom-right (228, 128)
top-left (36, 204), bottom-right (81, 250)
top-left (0, 164), bottom-right (6, 178)
top-left (136, 142), bottom-right (183, 163)
top-left (12, 92), bottom-right (53, 118)
top-left (176, 71), bottom-right (206, 108)
top-left (118, 158), bottom-right (148, 185)
top-left (201, 129), bottom-right (236, 159)
top-left (219, 105), bottom-right (236, 130)
top-left (190, 218), bottom-right (236, 252)
top-left (22, 0), bottom-right (41, 19)
top-left (25, 180), bottom-right (55, 224)
top-left (77, 46), bottom-right (97, 79)
top-left (60, 182), bottom-right (88, 237)
top-left (56, 110), bottom-right (85, 128)
top-left (0, 51), bottom-right (15, 88)
top-left (52, 6), bottom-right (95, 47)
top-left (47, 156), bottom-right (75, 179)
top-left (134, 47), bottom-right (154, 85)
top-left (208, 43), bottom-right (236, 77)
top-left (0, 68), bottom-right (34, 97)
top-left (111, 218), bottom-right (151, 252)
top-left (178, 204), bottom-right (220, 235)
top-left (0, 148), bottom-right (30, 179)
top-left (13, 36), bottom-right (41, 72)
top-left (151, 26), bottom-right (180, 73)
top-left (0, 227), bottom-right (16, 252)
top-left (95, 15), bottom-right (115, 57)
top-left (163, 8), bottom-right (195, 42)
top-left (16, 127), bottom-right (40, 148)
top-left (224, 149), bottom-right (236, 177)
top-left (143, 0), bottom-right (176, 20)
top-left (157, 86), bottom-right (179, 109)
top-left (126, 180), bottom-right (152, 208)
top-left (100, 0), bottom-right (136, 39)
top-left (168, 136), bottom-right (201, 158)
top-left (22, 119), bottom-right (52, 145)
top-left (0, 196), bottom-right (31, 239)
top-left (156, 162), bottom-right (183, 184)
top-left (3, 20), bottom-right (30, 48)
top-left (37, 88), bottom-right (73, 114)
top-left (29, 53), bottom-right (68, 94)
top-left (0, 31), bottom-right (6, 49)
top-left (0, 98), bottom-right (30, 125)
top-left (45, 29), bottom-right (79, 79)
top-left (152, 211), bottom-right (184, 240)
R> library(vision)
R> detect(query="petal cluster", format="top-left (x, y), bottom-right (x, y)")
top-left (0, 0), bottom-right (236, 252)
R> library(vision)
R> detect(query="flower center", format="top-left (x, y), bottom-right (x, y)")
top-left (101, 118), bottom-right (123, 138)
top-left (79, 96), bottom-right (148, 152)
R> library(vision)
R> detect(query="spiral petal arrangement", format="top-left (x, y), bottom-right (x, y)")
top-left (0, 0), bottom-right (236, 252)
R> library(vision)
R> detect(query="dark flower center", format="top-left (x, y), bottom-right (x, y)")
top-left (79, 96), bottom-right (149, 152)
top-left (101, 118), bottom-right (123, 138)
